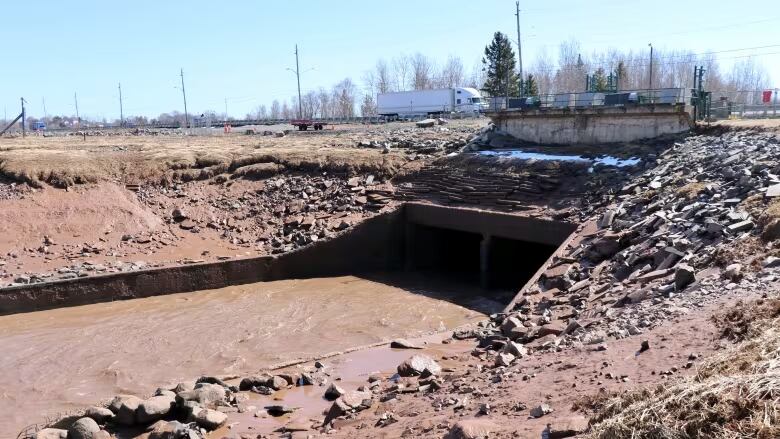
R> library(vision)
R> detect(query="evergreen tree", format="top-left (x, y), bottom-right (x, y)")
top-left (616, 61), bottom-right (627, 91)
top-left (592, 68), bottom-right (609, 92)
top-left (481, 32), bottom-right (518, 97)
top-left (523, 74), bottom-right (539, 96)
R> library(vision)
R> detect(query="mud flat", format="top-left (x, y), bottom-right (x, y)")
top-left (0, 273), bottom-right (498, 436)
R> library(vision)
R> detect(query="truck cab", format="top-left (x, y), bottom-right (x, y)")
top-left (453, 87), bottom-right (487, 113)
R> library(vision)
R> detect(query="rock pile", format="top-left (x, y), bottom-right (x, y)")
top-left (136, 173), bottom-right (395, 254)
top-left (461, 130), bottom-right (780, 356)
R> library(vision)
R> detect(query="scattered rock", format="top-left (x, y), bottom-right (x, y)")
top-left (674, 264), bottom-right (696, 290)
top-left (390, 338), bottom-right (422, 349)
top-left (84, 406), bottom-right (113, 424)
top-left (137, 394), bottom-right (175, 424)
top-left (324, 383), bottom-right (345, 401)
top-left (66, 417), bottom-right (100, 439)
top-left (397, 354), bottom-right (442, 376)
top-left (193, 408), bottom-right (227, 430)
top-left (36, 428), bottom-right (68, 439)
top-left (530, 403), bottom-right (553, 418)
top-left (445, 419), bottom-right (498, 439)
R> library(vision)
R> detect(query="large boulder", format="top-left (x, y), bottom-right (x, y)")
top-left (674, 263), bottom-right (696, 290)
top-left (193, 408), bottom-right (227, 430)
top-left (108, 395), bottom-right (142, 426)
top-left (67, 417), bottom-right (100, 439)
top-left (397, 354), bottom-right (442, 376)
top-left (323, 383), bottom-right (345, 401)
top-left (416, 119), bottom-right (436, 128)
top-left (84, 406), bottom-right (113, 424)
top-left (445, 419), bottom-right (498, 439)
top-left (323, 390), bottom-right (372, 424)
top-left (176, 383), bottom-right (226, 409)
top-left (148, 420), bottom-right (202, 439)
top-left (137, 394), bottom-right (175, 424)
top-left (35, 429), bottom-right (67, 439)
top-left (239, 374), bottom-right (275, 391)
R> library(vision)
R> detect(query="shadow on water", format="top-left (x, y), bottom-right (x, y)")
top-left (357, 271), bottom-right (511, 316)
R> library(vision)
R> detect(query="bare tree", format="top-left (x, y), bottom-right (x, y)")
top-left (375, 59), bottom-right (392, 93)
top-left (362, 70), bottom-right (377, 96)
top-left (317, 88), bottom-right (331, 118)
top-left (270, 100), bottom-right (281, 119)
top-left (360, 93), bottom-right (377, 116)
top-left (727, 57), bottom-right (771, 104)
top-left (411, 53), bottom-right (435, 90)
top-left (529, 49), bottom-right (554, 95)
top-left (440, 55), bottom-right (465, 88)
top-left (332, 78), bottom-right (357, 118)
top-left (393, 55), bottom-right (412, 91)
top-left (466, 59), bottom-right (487, 89)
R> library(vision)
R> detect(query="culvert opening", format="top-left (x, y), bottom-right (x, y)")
top-left (401, 204), bottom-right (578, 305)
top-left (408, 224), bottom-right (483, 284)
top-left (487, 236), bottom-right (558, 290)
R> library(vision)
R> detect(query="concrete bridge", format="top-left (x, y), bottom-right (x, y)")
top-left (488, 103), bottom-right (694, 145)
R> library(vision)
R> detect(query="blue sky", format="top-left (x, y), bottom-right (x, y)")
top-left (1, 0), bottom-right (777, 120)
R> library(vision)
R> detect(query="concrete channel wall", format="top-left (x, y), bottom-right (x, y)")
top-left (0, 203), bottom-right (574, 315)
top-left (489, 104), bottom-right (693, 145)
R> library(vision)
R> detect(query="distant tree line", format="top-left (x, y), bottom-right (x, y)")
top-left (4, 33), bottom-right (771, 126)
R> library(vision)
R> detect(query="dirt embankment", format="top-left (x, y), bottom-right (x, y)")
top-left (0, 121), bottom-right (482, 286)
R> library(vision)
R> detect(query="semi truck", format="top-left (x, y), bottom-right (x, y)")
top-left (377, 87), bottom-right (485, 118)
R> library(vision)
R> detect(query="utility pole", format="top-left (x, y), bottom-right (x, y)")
top-left (515, 1), bottom-right (523, 95)
top-left (648, 43), bottom-right (654, 101)
top-left (294, 44), bottom-right (303, 119)
top-left (42, 97), bottom-right (48, 122)
top-left (118, 83), bottom-right (124, 127)
top-left (180, 68), bottom-right (189, 129)
top-left (74, 92), bottom-right (80, 125)
top-left (21, 97), bottom-right (26, 137)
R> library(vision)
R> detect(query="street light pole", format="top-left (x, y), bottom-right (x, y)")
top-left (294, 44), bottom-right (303, 119)
top-left (515, 1), bottom-right (523, 95)
top-left (180, 68), bottom-right (189, 129)
top-left (118, 83), bottom-right (124, 127)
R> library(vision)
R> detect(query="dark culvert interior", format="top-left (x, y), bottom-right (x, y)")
top-left (405, 222), bottom-right (562, 299)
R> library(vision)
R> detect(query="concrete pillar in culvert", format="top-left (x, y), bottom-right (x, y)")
top-left (404, 222), bottom-right (416, 271)
top-left (480, 233), bottom-right (492, 289)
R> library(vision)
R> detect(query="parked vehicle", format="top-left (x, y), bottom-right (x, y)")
top-left (290, 119), bottom-right (325, 131)
top-left (377, 88), bottom-right (485, 117)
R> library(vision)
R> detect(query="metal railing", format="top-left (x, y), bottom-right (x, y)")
top-left (710, 103), bottom-right (780, 120)
top-left (486, 88), bottom-right (691, 112)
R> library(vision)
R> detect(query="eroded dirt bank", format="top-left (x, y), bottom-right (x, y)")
top-left (0, 273), bottom-right (498, 436)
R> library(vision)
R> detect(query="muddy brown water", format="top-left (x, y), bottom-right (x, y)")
top-left (0, 273), bottom-right (500, 436)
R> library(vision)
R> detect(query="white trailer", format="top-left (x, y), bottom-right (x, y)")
top-left (377, 87), bottom-right (485, 117)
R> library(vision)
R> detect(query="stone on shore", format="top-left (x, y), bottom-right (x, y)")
top-left (67, 417), bottom-right (100, 439)
top-left (194, 408), bottom-right (228, 430)
top-left (397, 354), bottom-right (442, 376)
top-left (390, 338), bottom-right (422, 349)
top-left (108, 395), bottom-right (142, 426)
top-left (84, 406), bottom-right (113, 424)
top-left (445, 419), bottom-right (498, 439)
top-left (36, 428), bottom-right (67, 439)
top-left (136, 394), bottom-right (175, 424)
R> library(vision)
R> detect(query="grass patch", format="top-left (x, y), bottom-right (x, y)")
top-left (587, 298), bottom-right (780, 439)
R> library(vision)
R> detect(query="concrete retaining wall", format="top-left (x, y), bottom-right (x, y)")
top-left (0, 203), bottom-right (574, 315)
top-left (489, 104), bottom-right (693, 145)
top-left (0, 210), bottom-right (404, 315)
